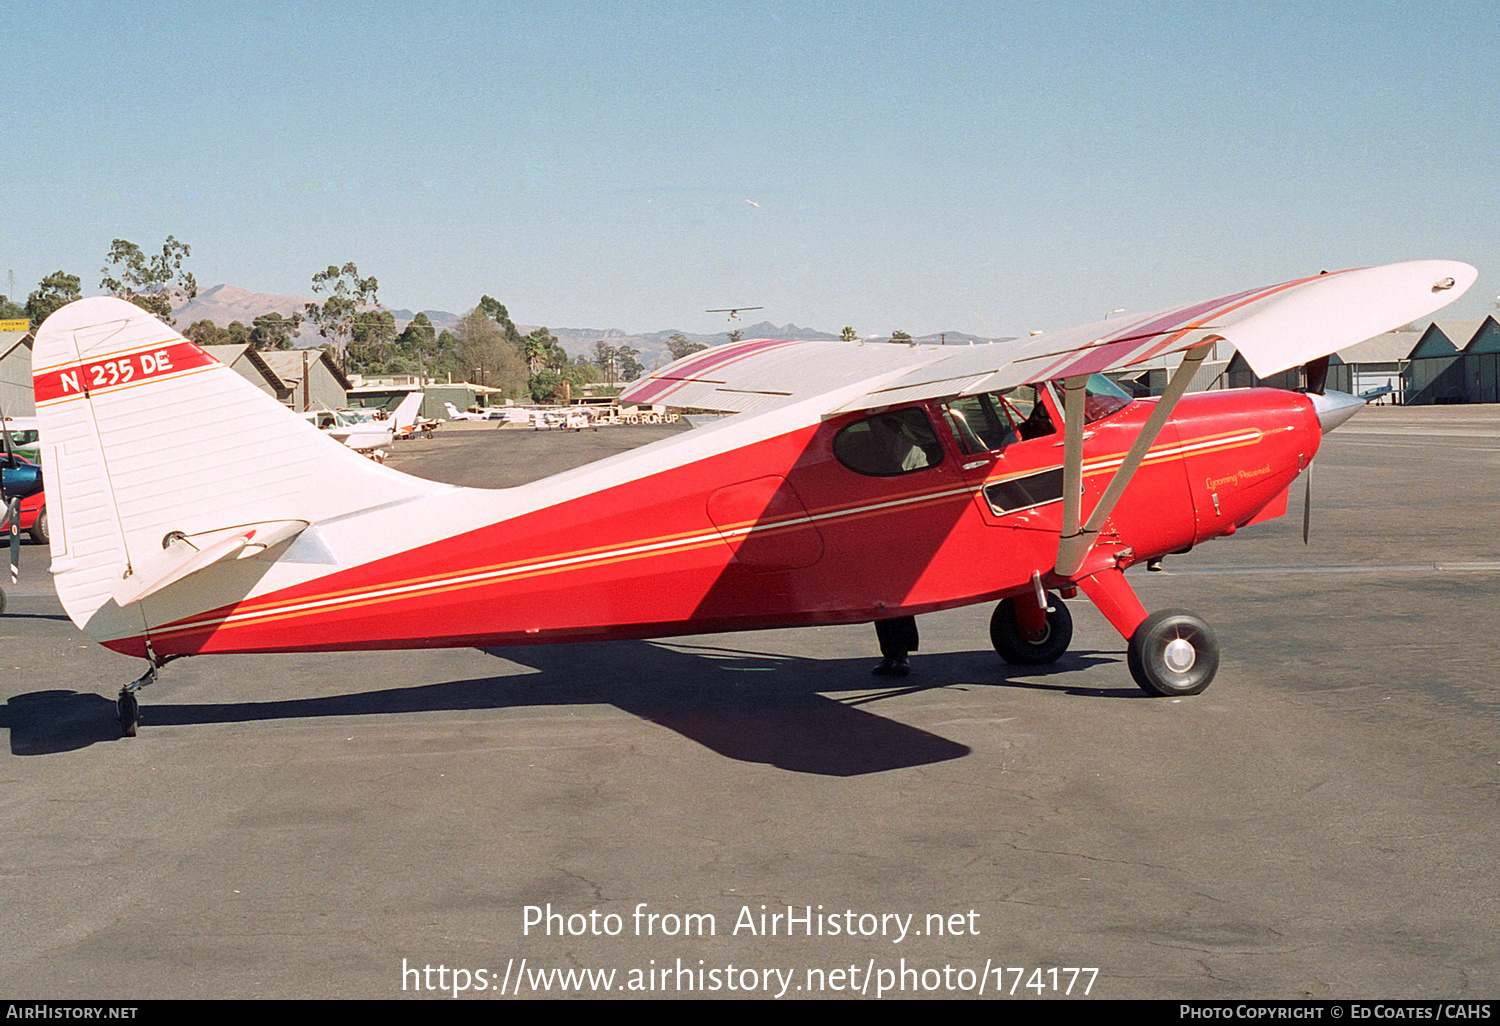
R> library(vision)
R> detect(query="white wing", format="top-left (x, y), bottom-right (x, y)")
top-left (621, 261), bottom-right (1476, 414)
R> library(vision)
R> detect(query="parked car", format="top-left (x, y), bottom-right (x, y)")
top-left (18, 490), bottom-right (46, 544)
top-left (1, 455), bottom-right (47, 544)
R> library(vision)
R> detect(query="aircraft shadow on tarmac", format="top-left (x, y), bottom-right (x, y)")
top-left (1, 640), bottom-right (1128, 768)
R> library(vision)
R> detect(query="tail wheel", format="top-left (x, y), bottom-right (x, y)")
top-left (990, 595), bottom-right (1073, 665)
top-left (117, 691), bottom-right (139, 738)
top-left (1127, 609), bottom-right (1219, 696)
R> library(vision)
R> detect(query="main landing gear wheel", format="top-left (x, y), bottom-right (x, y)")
top-left (117, 690), bottom-right (140, 738)
top-left (1127, 609), bottom-right (1220, 697)
top-left (990, 595), bottom-right (1073, 665)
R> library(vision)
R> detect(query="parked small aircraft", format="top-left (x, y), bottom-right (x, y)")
top-left (303, 407), bottom-right (392, 457)
top-left (0, 417), bottom-right (44, 611)
top-left (562, 409), bottom-right (599, 432)
top-left (302, 392), bottom-right (427, 456)
top-left (1, 414), bottom-right (40, 461)
top-left (385, 391), bottom-right (433, 440)
top-left (29, 261), bottom-right (1474, 736)
top-left (443, 402), bottom-right (487, 422)
top-left (0, 413), bottom-right (46, 593)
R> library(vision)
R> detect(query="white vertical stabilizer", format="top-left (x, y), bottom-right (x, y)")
top-left (390, 391), bottom-right (425, 436)
top-left (32, 298), bottom-right (443, 643)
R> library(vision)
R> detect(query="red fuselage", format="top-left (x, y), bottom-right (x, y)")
top-left (116, 387), bottom-right (1320, 659)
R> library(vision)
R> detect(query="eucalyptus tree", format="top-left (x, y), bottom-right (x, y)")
top-left (455, 308), bottom-right (527, 398)
top-left (250, 312), bottom-right (301, 351)
top-left (100, 237), bottom-right (197, 322)
top-left (666, 332), bottom-right (707, 360)
top-left (304, 263), bottom-right (378, 363)
top-left (26, 271), bottom-right (81, 328)
top-left (395, 312), bottom-right (437, 371)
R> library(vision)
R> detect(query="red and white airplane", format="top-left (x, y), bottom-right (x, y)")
top-left (387, 391), bottom-right (437, 440)
top-left (31, 260), bottom-right (1474, 736)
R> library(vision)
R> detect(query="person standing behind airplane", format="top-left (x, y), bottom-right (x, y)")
top-left (873, 616), bottom-right (919, 677)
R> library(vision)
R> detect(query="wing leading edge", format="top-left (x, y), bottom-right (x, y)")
top-left (620, 260), bottom-right (1476, 415)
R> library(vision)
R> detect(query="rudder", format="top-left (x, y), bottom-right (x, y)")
top-left (33, 297), bottom-right (437, 647)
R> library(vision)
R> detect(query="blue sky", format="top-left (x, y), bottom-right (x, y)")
top-left (3, 0), bottom-right (1496, 336)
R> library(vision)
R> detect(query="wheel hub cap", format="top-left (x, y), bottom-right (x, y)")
top-left (1163, 638), bottom-right (1196, 674)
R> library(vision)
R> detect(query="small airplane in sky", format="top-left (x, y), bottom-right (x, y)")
top-left (707, 307), bottom-right (764, 321)
top-left (29, 260), bottom-right (1474, 737)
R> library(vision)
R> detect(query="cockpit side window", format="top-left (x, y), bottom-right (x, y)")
top-left (943, 387), bottom-right (1054, 451)
top-left (943, 394), bottom-right (1012, 455)
top-left (834, 407), bottom-right (946, 477)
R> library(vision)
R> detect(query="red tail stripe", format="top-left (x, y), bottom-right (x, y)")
top-left (33, 340), bottom-right (218, 405)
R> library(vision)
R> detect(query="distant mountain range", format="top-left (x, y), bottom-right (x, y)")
top-left (173, 284), bottom-right (316, 328)
top-left (172, 285), bottom-right (1011, 369)
top-left (172, 285), bottom-right (466, 340)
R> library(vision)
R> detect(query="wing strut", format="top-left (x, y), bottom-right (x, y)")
top-left (1054, 344), bottom-right (1211, 579)
top-left (1057, 374), bottom-right (1089, 559)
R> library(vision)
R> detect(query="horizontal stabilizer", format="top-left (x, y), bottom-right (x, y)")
top-left (112, 520), bottom-right (309, 607)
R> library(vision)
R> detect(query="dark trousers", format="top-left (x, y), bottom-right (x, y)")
top-left (875, 616), bottom-right (919, 659)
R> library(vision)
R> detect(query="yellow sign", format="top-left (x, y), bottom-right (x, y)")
top-left (0, 319), bottom-right (28, 332)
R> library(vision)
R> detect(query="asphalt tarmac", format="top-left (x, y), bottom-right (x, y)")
top-left (1, 407), bottom-right (1497, 1000)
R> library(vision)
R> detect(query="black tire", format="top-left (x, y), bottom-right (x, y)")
top-left (1127, 609), bottom-right (1219, 697)
top-left (118, 692), bottom-right (139, 738)
top-left (0, 586), bottom-right (6, 616)
top-left (990, 595), bottom-right (1073, 665)
top-left (29, 507), bottom-right (48, 545)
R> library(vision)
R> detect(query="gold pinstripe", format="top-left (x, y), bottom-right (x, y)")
top-left (149, 427), bottom-right (1270, 641)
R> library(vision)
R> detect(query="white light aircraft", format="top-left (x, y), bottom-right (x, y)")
top-left (387, 392), bottom-right (433, 439)
top-left (443, 402), bottom-right (487, 422)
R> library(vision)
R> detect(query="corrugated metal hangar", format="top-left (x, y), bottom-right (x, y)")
top-left (1, 330), bottom-right (35, 417)
top-left (1129, 316), bottom-right (1500, 406)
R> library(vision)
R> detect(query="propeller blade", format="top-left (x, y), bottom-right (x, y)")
top-left (2, 402), bottom-right (20, 584)
top-left (1304, 355), bottom-right (1330, 396)
top-left (5, 497), bottom-right (18, 585)
top-left (1302, 461), bottom-right (1312, 545)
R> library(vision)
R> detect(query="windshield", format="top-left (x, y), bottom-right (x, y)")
top-left (1053, 374), bottom-right (1133, 423)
